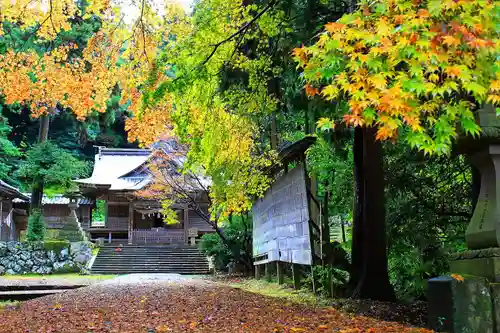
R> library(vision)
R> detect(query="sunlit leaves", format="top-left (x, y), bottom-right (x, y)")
top-left (125, 0), bottom-right (285, 218)
top-left (295, 0), bottom-right (499, 154)
top-left (0, 0), bottom-right (173, 124)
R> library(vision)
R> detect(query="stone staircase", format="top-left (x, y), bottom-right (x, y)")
top-left (90, 245), bottom-right (210, 275)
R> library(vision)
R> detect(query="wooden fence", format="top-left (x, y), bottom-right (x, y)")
top-left (131, 228), bottom-right (185, 244)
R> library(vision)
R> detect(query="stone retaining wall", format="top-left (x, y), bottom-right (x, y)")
top-left (0, 241), bottom-right (92, 275)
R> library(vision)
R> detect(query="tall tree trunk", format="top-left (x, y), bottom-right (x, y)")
top-left (30, 115), bottom-right (50, 212)
top-left (349, 126), bottom-right (395, 301)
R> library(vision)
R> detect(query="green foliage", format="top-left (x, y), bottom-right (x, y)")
top-left (199, 232), bottom-right (230, 271)
top-left (0, 106), bottom-right (20, 185)
top-left (92, 200), bottom-right (106, 222)
top-left (42, 240), bottom-right (70, 253)
top-left (26, 209), bottom-right (45, 242)
top-left (304, 265), bottom-right (350, 297)
top-left (16, 141), bottom-right (89, 194)
top-left (385, 143), bottom-right (470, 300)
top-left (199, 215), bottom-right (252, 271)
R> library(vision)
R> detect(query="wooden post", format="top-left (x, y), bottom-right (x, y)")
top-left (277, 261), bottom-right (284, 285)
top-left (265, 262), bottom-right (272, 281)
top-left (328, 265), bottom-right (334, 297)
top-left (104, 195), bottom-right (109, 227)
top-left (183, 208), bottom-right (189, 245)
top-left (255, 264), bottom-right (261, 280)
top-left (128, 201), bottom-right (134, 244)
top-left (292, 264), bottom-right (301, 289)
top-left (9, 203), bottom-right (15, 241)
top-left (311, 265), bottom-right (317, 294)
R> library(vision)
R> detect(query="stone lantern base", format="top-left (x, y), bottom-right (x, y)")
top-left (58, 201), bottom-right (88, 242)
top-left (450, 248), bottom-right (500, 282)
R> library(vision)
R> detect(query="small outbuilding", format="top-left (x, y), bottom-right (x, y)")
top-left (0, 180), bottom-right (29, 241)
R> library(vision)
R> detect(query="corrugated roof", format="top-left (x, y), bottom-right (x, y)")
top-left (13, 194), bottom-right (93, 205)
top-left (0, 180), bottom-right (29, 200)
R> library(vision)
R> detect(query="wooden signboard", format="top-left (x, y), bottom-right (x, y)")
top-left (252, 163), bottom-right (312, 265)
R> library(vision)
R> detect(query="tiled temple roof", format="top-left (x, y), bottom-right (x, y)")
top-left (75, 147), bottom-right (152, 191)
top-left (0, 180), bottom-right (29, 200)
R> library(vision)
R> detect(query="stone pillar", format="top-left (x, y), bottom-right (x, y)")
top-left (450, 145), bottom-right (500, 280)
top-left (428, 276), bottom-right (493, 332)
top-left (464, 145), bottom-right (500, 249)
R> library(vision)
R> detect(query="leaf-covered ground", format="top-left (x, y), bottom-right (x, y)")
top-left (0, 276), bottom-right (433, 333)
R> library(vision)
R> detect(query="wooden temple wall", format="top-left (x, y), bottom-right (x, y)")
top-left (13, 204), bottom-right (92, 231)
top-left (106, 203), bottom-right (129, 230)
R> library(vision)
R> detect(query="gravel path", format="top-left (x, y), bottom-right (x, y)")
top-left (0, 274), bottom-right (432, 333)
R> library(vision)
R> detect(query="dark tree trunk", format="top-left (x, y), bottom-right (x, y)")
top-left (349, 126), bottom-right (395, 301)
top-left (30, 115), bottom-right (50, 212)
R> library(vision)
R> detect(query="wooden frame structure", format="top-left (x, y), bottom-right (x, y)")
top-left (253, 136), bottom-right (325, 289)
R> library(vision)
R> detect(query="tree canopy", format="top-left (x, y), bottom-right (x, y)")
top-left (294, 0), bottom-right (500, 154)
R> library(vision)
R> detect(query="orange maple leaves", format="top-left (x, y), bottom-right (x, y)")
top-left (294, 0), bottom-right (499, 151)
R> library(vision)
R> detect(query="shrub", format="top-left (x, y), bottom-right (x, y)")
top-left (26, 209), bottom-right (45, 242)
top-left (199, 215), bottom-right (252, 271)
top-left (200, 232), bottom-right (232, 271)
top-left (303, 265), bottom-right (350, 297)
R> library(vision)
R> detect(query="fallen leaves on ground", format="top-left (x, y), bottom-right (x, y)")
top-left (0, 279), bottom-right (433, 332)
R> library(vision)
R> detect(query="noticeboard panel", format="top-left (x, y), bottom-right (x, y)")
top-left (252, 164), bottom-right (312, 265)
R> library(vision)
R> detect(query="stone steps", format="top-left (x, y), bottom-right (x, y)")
top-left (90, 245), bottom-right (209, 275)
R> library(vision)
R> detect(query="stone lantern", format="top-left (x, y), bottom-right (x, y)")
top-left (428, 105), bottom-right (500, 333)
top-left (59, 189), bottom-right (88, 242)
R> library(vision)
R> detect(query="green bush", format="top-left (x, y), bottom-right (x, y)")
top-left (200, 232), bottom-right (232, 270)
top-left (199, 215), bottom-right (252, 271)
top-left (43, 240), bottom-right (70, 253)
top-left (26, 209), bottom-right (45, 242)
top-left (303, 265), bottom-right (350, 297)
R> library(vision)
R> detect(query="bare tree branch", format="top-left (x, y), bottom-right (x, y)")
top-left (201, 0), bottom-right (278, 66)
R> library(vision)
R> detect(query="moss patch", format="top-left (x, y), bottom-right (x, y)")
top-left (0, 301), bottom-right (19, 309)
top-left (226, 278), bottom-right (329, 307)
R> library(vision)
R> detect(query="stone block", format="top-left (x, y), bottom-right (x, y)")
top-left (428, 275), bottom-right (493, 333)
top-left (490, 283), bottom-right (500, 333)
top-left (451, 257), bottom-right (500, 282)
